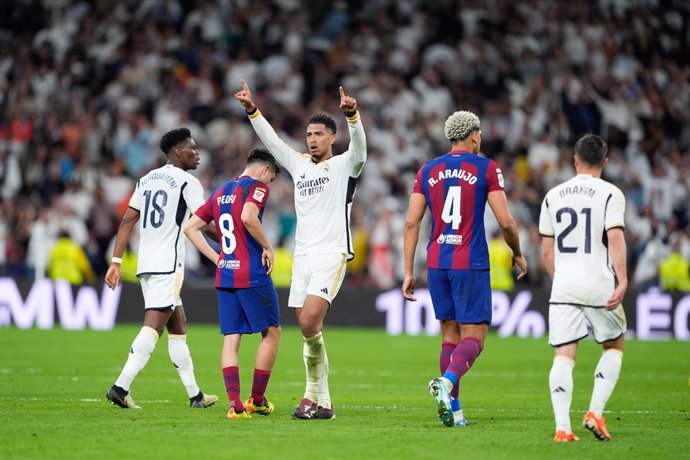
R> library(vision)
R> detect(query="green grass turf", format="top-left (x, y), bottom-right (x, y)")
top-left (0, 325), bottom-right (688, 459)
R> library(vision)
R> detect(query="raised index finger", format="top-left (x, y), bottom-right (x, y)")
top-left (241, 79), bottom-right (249, 91)
top-left (339, 86), bottom-right (345, 98)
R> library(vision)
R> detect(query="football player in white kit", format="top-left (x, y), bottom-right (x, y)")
top-left (105, 128), bottom-right (217, 410)
top-left (235, 80), bottom-right (366, 420)
top-left (539, 134), bottom-right (627, 442)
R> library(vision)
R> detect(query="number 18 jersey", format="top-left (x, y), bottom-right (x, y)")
top-left (128, 164), bottom-right (205, 276)
top-left (413, 151), bottom-right (504, 270)
top-left (194, 176), bottom-right (271, 289)
top-left (539, 174), bottom-right (626, 307)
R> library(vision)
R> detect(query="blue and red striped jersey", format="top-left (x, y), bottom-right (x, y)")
top-left (195, 176), bottom-right (272, 288)
top-left (413, 151), bottom-right (504, 270)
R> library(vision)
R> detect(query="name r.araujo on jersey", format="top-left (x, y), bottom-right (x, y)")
top-left (427, 168), bottom-right (478, 187)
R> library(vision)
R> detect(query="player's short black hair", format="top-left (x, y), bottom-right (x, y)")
top-left (307, 114), bottom-right (337, 134)
top-left (574, 134), bottom-right (608, 166)
top-left (159, 128), bottom-right (191, 155)
top-left (247, 148), bottom-right (281, 175)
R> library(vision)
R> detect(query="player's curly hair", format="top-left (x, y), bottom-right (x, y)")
top-left (307, 114), bottom-right (337, 134)
top-left (159, 127), bottom-right (191, 155)
top-left (444, 111), bottom-right (480, 143)
top-left (247, 148), bottom-right (281, 175)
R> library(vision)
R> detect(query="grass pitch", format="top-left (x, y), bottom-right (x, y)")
top-left (0, 325), bottom-right (688, 459)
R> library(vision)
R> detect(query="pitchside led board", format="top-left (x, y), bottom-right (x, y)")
top-left (0, 276), bottom-right (689, 340)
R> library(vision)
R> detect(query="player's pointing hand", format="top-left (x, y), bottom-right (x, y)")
top-left (339, 86), bottom-right (357, 114)
top-left (235, 79), bottom-right (256, 112)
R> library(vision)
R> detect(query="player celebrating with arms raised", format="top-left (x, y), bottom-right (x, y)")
top-left (185, 148), bottom-right (282, 420)
top-left (402, 110), bottom-right (526, 427)
top-left (539, 134), bottom-right (627, 442)
top-left (235, 80), bottom-right (366, 420)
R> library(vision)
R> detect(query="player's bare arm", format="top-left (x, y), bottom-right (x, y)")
top-left (184, 215), bottom-right (220, 265)
top-left (606, 227), bottom-right (627, 310)
top-left (402, 193), bottom-right (426, 301)
top-left (541, 236), bottom-right (555, 281)
top-left (240, 202), bottom-right (274, 275)
top-left (487, 190), bottom-right (527, 280)
top-left (105, 207), bottom-right (140, 290)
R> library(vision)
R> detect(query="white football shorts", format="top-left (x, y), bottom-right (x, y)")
top-left (548, 303), bottom-right (627, 347)
top-left (288, 253), bottom-right (347, 308)
top-left (139, 271), bottom-right (184, 310)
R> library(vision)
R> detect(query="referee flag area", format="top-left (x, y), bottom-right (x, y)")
top-left (0, 325), bottom-right (687, 459)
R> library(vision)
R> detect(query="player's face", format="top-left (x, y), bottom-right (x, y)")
top-left (306, 123), bottom-right (335, 162)
top-left (175, 138), bottom-right (201, 170)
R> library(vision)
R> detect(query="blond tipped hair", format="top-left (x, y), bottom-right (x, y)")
top-left (444, 110), bottom-right (480, 142)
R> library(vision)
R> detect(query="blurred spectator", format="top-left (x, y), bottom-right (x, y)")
top-left (48, 231), bottom-right (95, 285)
top-left (488, 230), bottom-right (514, 291)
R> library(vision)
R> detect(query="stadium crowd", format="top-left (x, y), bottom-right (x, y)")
top-left (0, 0), bottom-right (689, 291)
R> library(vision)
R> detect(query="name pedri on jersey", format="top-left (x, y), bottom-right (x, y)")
top-left (128, 164), bottom-right (205, 276)
top-left (195, 176), bottom-right (272, 289)
top-left (539, 174), bottom-right (626, 307)
top-left (413, 151), bottom-right (504, 270)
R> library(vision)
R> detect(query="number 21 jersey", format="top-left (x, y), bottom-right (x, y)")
top-left (128, 164), bottom-right (205, 276)
top-left (539, 174), bottom-right (626, 307)
top-left (413, 151), bottom-right (504, 270)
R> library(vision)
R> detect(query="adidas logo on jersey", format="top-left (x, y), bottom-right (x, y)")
top-left (320, 287), bottom-right (328, 294)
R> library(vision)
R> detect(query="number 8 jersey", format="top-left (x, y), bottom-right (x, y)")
top-left (194, 176), bottom-right (272, 289)
top-left (413, 151), bottom-right (504, 270)
top-left (539, 174), bottom-right (626, 307)
top-left (128, 164), bottom-right (205, 276)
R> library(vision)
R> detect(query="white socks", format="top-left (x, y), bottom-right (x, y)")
top-left (168, 334), bottom-right (200, 398)
top-left (303, 332), bottom-right (325, 402)
top-left (115, 326), bottom-right (159, 391)
top-left (317, 347), bottom-right (331, 409)
top-left (549, 356), bottom-right (575, 432)
top-left (589, 349), bottom-right (623, 417)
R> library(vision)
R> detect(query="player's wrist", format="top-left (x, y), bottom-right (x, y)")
top-left (245, 105), bottom-right (257, 115)
top-left (344, 110), bottom-right (358, 121)
top-left (111, 256), bottom-right (122, 264)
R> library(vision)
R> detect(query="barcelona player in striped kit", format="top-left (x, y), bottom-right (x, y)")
top-left (402, 110), bottom-right (527, 427)
top-left (185, 148), bottom-right (281, 419)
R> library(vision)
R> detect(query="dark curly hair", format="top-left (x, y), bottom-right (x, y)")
top-left (159, 128), bottom-right (191, 155)
top-left (307, 114), bottom-right (337, 134)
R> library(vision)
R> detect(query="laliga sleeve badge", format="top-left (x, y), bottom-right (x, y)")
top-left (253, 188), bottom-right (266, 202)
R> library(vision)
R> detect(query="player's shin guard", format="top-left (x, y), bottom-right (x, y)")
top-left (549, 356), bottom-right (575, 433)
top-left (168, 334), bottom-right (200, 398)
top-left (589, 349), bottom-right (623, 417)
top-left (115, 326), bottom-right (159, 391)
top-left (303, 332), bottom-right (325, 402)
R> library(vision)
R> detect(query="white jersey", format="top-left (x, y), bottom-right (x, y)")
top-left (539, 174), bottom-right (625, 307)
top-left (248, 110), bottom-right (367, 259)
top-left (128, 164), bottom-right (205, 275)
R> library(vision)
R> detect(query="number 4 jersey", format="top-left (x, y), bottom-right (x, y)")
top-left (194, 176), bottom-right (272, 289)
top-left (413, 151), bottom-right (504, 270)
top-left (128, 164), bottom-right (205, 276)
top-left (539, 174), bottom-right (626, 307)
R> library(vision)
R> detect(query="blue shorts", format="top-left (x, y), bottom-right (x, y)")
top-left (217, 283), bottom-right (280, 335)
top-left (427, 269), bottom-right (492, 324)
